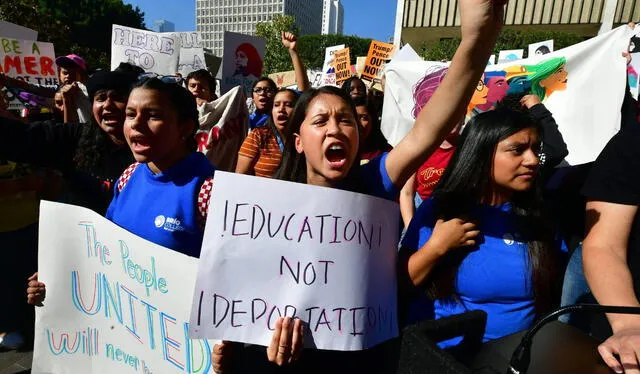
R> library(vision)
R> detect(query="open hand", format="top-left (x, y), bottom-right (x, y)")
top-left (598, 327), bottom-right (640, 374)
top-left (266, 317), bottom-right (303, 366)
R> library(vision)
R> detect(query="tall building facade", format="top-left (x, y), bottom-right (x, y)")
top-left (395, 0), bottom-right (638, 48)
top-left (322, 0), bottom-right (344, 35)
top-left (196, 0), bottom-right (324, 57)
top-left (152, 20), bottom-right (175, 32)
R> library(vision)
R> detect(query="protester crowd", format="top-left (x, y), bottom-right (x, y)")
top-left (2, 1), bottom-right (640, 373)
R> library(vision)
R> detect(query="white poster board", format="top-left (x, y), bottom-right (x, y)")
top-left (170, 31), bottom-right (207, 76)
top-left (382, 25), bottom-right (635, 166)
top-left (528, 40), bottom-right (554, 57)
top-left (189, 172), bottom-right (400, 351)
top-left (32, 201), bottom-right (215, 374)
top-left (0, 37), bottom-right (57, 110)
top-left (221, 32), bottom-right (266, 95)
top-left (0, 20), bottom-right (37, 40)
top-left (320, 44), bottom-right (346, 87)
top-left (111, 24), bottom-right (180, 74)
top-left (497, 49), bottom-right (524, 63)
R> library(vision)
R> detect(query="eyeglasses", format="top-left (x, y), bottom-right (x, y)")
top-left (137, 72), bottom-right (184, 85)
top-left (253, 87), bottom-right (276, 94)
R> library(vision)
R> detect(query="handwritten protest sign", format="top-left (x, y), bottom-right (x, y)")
top-left (320, 44), bottom-right (345, 87)
top-left (221, 32), bottom-right (265, 95)
top-left (333, 47), bottom-right (351, 85)
top-left (111, 24), bottom-right (180, 74)
top-left (171, 31), bottom-right (206, 76)
top-left (382, 25), bottom-right (635, 166)
top-left (0, 20), bottom-right (37, 40)
top-left (189, 172), bottom-right (399, 351)
top-left (32, 201), bottom-right (214, 374)
top-left (528, 40), bottom-right (554, 57)
top-left (362, 41), bottom-right (395, 82)
top-left (0, 37), bottom-right (57, 110)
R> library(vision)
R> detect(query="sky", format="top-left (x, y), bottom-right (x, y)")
top-left (123, 0), bottom-right (397, 41)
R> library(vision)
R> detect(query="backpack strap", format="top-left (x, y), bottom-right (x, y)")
top-left (197, 176), bottom-right (214, 228)
top-left (117, 163), bottom-right (140, 192)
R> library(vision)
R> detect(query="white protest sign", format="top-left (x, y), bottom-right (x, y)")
top-left (111, 24), bottom-right (180, 74)
top-left (498, 49), bottom-right (524, 63)
top-left (528, 40), bottom-right (554, 57)
top-left (0, 37), bottom-right (57, 110)
top-left (0, 20), bottom-right (37, 40)
top-left (169, 31), bottom-right (207, 76)
top-left (320, 44), bottom-right (345, 87)
top-left (32, 201), bottom-right (215, 374)
top-left (382, 25), bottom-right (635, 166)
top-left (189, 172), bottom-right (399, 351)
top-left (221, 32), bottom-right (266, 96)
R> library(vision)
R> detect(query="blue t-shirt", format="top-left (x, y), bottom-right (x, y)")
top-left (106, 152), bottom-right (216, 258)
top-left (249, 111), bottom-right (269, 129)
top-left (401, 198), bottom-right (539, 348)
top-left (355, 152), bottom-right (398, 201)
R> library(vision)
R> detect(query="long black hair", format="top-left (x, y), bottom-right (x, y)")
top-left (341, 76), bottom-right (366, 100)
top-left (131, 77), bottom-right (199, 151)
top-left (274, 86), bottom-right (364, 192)
top-left (426, 104), bottom-right (560, 316)
top-left (353, 97), bottom-right (390, 155)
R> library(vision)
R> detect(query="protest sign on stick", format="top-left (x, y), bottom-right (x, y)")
top-left (32, 201), bottom-right (214, 374)
top-left (497, 49), bottom-right (524, 63)
top-left (268, 70), bottom-right (297, 88)
top-left (221, 32), bottom-right (266, 95)
top-left (320, 44), bottom-right (345, 87)
top-left (333, 47), bottom-right (351, 85)
top-left (189, 172), bottom-right (400, 351)
top-left (528, 40), bottom-right (554, 57)
top-left (111, 24), bottom-right (180, 74)
top-left (361, 41), bottom-right (395, 82)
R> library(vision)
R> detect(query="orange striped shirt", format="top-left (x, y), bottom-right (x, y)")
top-left (238, 126), bottom-right (283, 178)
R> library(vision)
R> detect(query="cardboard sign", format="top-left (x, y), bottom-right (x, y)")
top-left (221, 32), bottom-right (266, 95)
top-left (32, 201), bottom-right (215, 374)
top-left (333, 47), bottom-right (351, 85)
top-left (268, 70), bottom-right (297, 88)
top-left (111, 24), bottom-right (180, 74)
top-left (0, 37), bottom-right (57, 86)
top-left (361, 41), bottom-right (395, 82)
top-left (320, 44), bottom-right (345, 87)
top-left (528, 40), bottom-right (554, 57)
top-left (189, 172), bottom-right (400, 351)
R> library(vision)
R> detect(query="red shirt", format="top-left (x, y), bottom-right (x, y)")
top-left (415, 146), bottom-right (456, 200)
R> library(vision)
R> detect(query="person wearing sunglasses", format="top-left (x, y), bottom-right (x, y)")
top-left (248, 78), bottom-right (277, 130)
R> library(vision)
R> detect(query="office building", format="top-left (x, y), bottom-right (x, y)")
top-left (196, 0), bottom-right (324, 57)
top-left (322, 0), bottom-right (344, 35)
top-left (152, 19), bottom-right (175, 33)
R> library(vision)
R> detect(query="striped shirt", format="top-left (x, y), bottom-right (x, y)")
top-left (238, 126), bottom-right (283, 178)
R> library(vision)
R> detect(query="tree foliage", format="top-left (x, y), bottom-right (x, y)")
top-left (0, 0), bottom-right (145, 71)
top-left (256, 14), bottom-right (374, 75)
top-left (419, 29), bottom-right (585, 61)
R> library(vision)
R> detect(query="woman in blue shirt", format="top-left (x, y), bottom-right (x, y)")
top-left (399, 105), bottom-right (562, 349)
top-left (249, 78), bottom-right (277, 129)
top-left (212, 0), bottom-right (509, 371)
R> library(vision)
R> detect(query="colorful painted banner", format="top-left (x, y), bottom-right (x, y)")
top-left (320, 44), bottom-right (345, 87)
top-left (382, 25), bottom-right (636, 166)
top-left (32, 201), bottom-right (215, 374)
top-left (333, 47), bottom-right (351, 85)
top-left (189, 172), bottom-right (400, 351)
top-left (362, 41), bottom-right (395, 82)
top-left (111, 24), bottom-right (180, 74)
top-left (221, 32), bottom-right (266, 95)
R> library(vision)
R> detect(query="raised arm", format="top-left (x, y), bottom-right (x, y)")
top-left (400, 173), bottom-right (417, 229)
top-left (384, 0), bottom-right (506, 188)
top-left (281, 32), bottom-right (310, 92)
